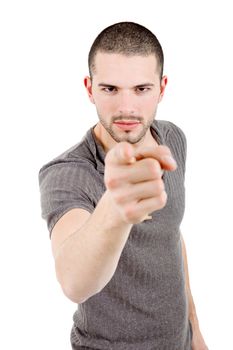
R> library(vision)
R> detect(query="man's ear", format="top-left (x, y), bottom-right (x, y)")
top-left (158, 75), bottom-right (168, 103)
top-left (84, 76), bottom-right (95, 104)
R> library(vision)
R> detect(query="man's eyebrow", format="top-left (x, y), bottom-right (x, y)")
top-left (98, 83), bottom-right (116, 88)
top-left (135, 83), bottom-right (155, 87)
top-left (98, 83), bottom-right (155, 88)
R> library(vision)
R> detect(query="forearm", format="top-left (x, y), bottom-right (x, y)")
top-left (55, 190), bottom-right (133, 303)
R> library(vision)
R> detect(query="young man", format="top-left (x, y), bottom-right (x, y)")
top-left (39, 22), bottom-right (208, 350)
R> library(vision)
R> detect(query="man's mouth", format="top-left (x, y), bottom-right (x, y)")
top-left (113, 121), bottom-right (141, 130)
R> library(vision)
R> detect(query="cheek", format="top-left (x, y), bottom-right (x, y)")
top-left (95, 94), bottom-right (116, 113)
top-left (141, 97), bottom-right (158, 112)
top-left (94, 98), bottom-right (113, 116)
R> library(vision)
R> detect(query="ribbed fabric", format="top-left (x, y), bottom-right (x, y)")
top-left (39, 120), bottom-right (192, 350)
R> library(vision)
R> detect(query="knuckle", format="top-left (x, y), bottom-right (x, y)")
top-left (156, 180), bottom-right (165, 193)
top-left (148, 160), bottom-right (161, 178)
top-left (114, 192), bottom-right (126, 205)
top-left (124, 205), bottom-right (136, 221)
top-left (156, 190), bottom-right (167, 208)
top-left (105, 176), bottom-right (119, 189)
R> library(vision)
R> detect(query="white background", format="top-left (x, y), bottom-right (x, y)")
top-left (0, 1), bottom-right (232, 349)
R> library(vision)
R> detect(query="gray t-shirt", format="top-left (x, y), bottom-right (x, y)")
top-left (39, 119), bottom-right (192, 350)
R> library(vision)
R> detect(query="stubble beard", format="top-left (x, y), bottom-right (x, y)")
top-left (97, 112), bottom-right (157, 144)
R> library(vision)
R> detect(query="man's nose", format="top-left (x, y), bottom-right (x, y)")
top-left (116, 91), bottom-right (137, 116)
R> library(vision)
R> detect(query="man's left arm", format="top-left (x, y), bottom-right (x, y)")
top-left (181, 234), bottom-right (209, 350)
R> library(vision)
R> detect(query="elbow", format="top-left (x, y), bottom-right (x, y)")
top-left (55, 270), bottom-right (99, 304)
top-left (54, 258), bottom-right (102, 304)
top-left (59, 279), bottom-right (102, 304)
top-left (61, 283), bottom-right (88, 304)
top-left (54, 258), bottom-right (87, 304)
top-left (55, 266), bottom-right (88, 304)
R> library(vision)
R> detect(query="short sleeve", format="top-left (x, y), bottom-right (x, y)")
top-left (38, 161), bottom-right (96, 237)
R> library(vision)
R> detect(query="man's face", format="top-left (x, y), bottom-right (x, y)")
top-left (84, 52), bottom-right (167, 150)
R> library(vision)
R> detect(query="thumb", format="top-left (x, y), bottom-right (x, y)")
top-left (119, 142), bottom-right (136, 163)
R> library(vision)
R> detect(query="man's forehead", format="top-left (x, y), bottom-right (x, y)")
top-left (93, 52), bottom-right (159, 81)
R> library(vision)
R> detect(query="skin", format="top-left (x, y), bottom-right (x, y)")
top-left (83, 52), bottom-right (208, 349)
top-left (84, 52), bottom-right (167, 152)
top-left (85, 52), bottom-right (173, 223)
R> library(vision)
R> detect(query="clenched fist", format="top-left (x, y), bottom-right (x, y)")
top-left (104, 141), bottom-right (177, 224)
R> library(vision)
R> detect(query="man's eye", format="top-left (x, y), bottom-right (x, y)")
top-left (136, 87), bottom-right (149, 93)
top-left (103, 87), bottom-right (116, 93)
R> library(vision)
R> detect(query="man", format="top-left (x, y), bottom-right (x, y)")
top-left (39, 22), bottom-right (208, 349)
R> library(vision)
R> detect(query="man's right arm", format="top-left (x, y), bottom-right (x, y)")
top-left (52, 190), bottom-right (133, 304)
top-left (52, 141), bottom-right (177, 304)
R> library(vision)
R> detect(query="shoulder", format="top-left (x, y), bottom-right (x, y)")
top-left (38, 129), bottom-right (98, 183)
top-left (154, 120), bottom-right (187, 173)
top-left (155, 120), bottom-right (187, 155)
top-left (156, 120), bottom-right (186, 145)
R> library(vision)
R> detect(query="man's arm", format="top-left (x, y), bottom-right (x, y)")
top-left (181, 234), bottom-right (208, 350)
top-left (52, 142), bottom-right (176, 304)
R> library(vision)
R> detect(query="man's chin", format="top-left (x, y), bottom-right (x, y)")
top-left (112, 133), bottom-right (143, 145)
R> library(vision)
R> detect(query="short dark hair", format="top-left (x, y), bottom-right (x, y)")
top-left (88, 21), bottom-right (164, 80)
